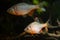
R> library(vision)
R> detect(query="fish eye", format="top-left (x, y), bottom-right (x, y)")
top-left (27, 26), bottom-right (31, 30)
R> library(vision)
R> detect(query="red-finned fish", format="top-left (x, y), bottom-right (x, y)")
top-left (7, 3), bottom-right (39, 16)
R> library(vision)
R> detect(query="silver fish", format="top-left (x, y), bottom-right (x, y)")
top-left (7, 3), bottom-right (39, 16)
top-left (24, 21), bottom-right (48, 34)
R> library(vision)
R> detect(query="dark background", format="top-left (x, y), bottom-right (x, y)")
top-left (0, 0), bottom-right (60, 37)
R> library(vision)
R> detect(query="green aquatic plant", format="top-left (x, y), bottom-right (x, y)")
top-left (33, 0), bottom-right (48, 14)
top-left (33, 0), bottom-right (39, 5)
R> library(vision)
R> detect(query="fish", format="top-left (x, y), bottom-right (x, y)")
top-left (15, 17), bottom-right (49, 37)
top-left (7, 3), bottom-right (39, 16)
top-left (24, 21), bottom-right (48, 35)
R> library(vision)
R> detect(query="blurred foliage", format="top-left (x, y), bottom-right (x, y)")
top-left (33, 0), bottom-right (39, 4)
top-left (32, 0), bottom-right (48, 14)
